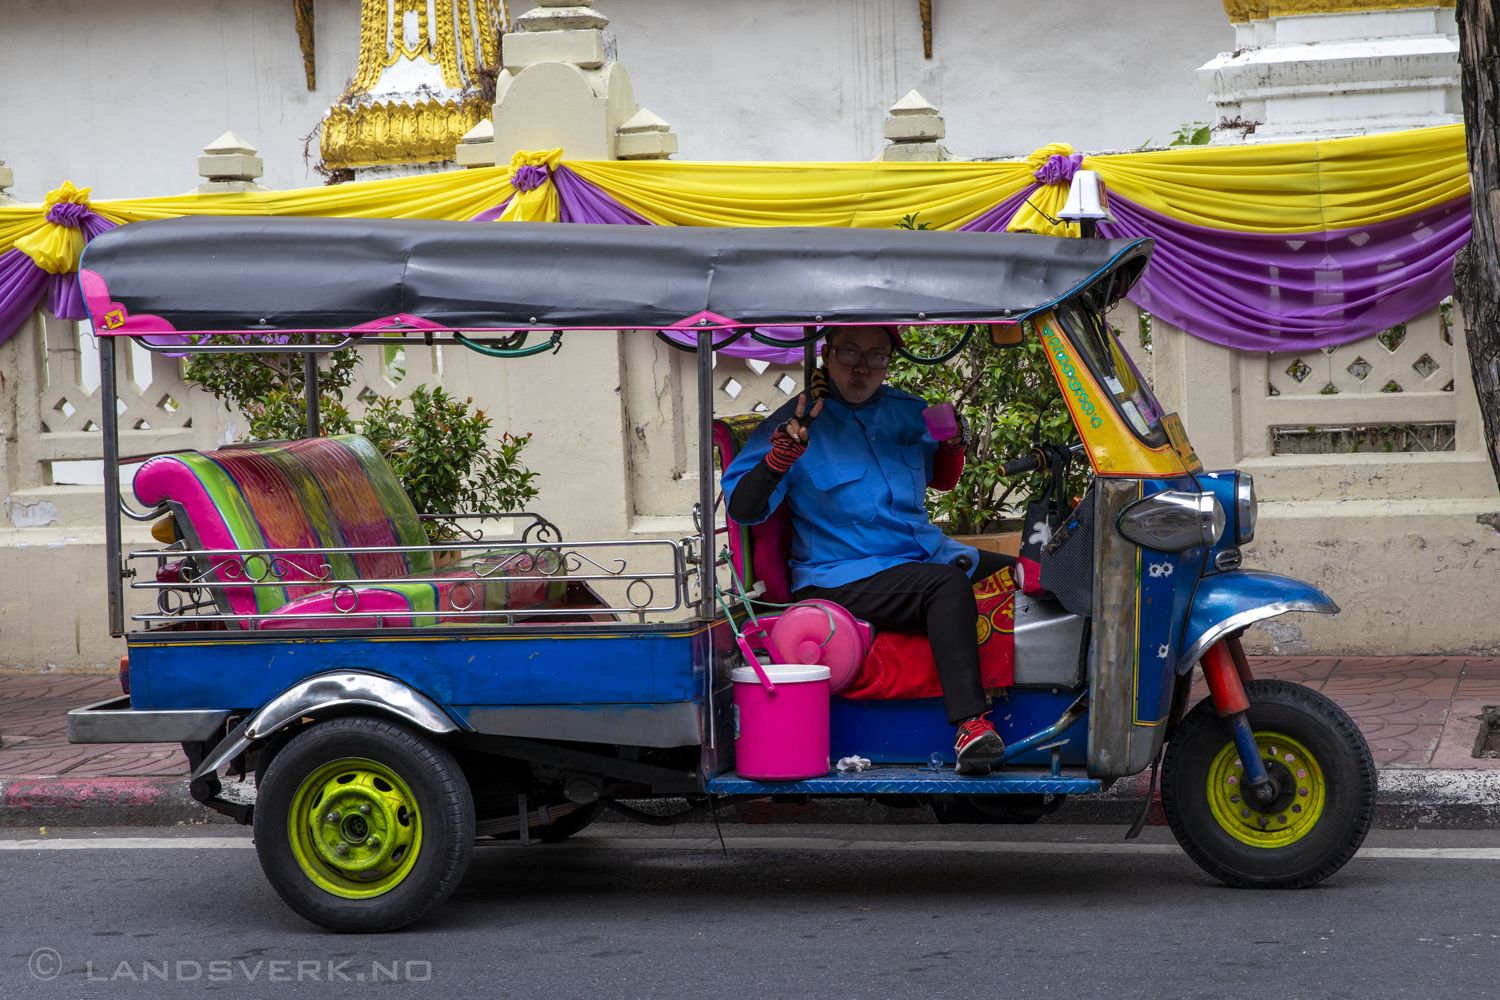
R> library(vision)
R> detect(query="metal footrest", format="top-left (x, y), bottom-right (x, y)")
top-left (706, 765), bottom-right (1100, 796)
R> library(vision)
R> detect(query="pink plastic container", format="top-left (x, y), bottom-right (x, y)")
top-left (731, 661), bottom-right (831, 781)
top-left (922, 402), bottom-right (957, 442)
top-left (766, 599), bottom-right (872, 694)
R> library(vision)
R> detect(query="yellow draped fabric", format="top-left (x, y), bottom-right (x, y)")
top-left (1086, 124), bottom-right (1469, 233)
top-left (1005, 143), bottom-right (1080, 238)
top-left (13, 182), bottom-right (93, 273)
top-left (496, 149), bottom-right (564, 223)
top-left (0, 124), bottom-right (1472, 267)
top-left (563, 160), bottom-right (1035, 229)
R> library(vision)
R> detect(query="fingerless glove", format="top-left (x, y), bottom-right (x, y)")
top-left (765, 425), bottom-right (808, 474)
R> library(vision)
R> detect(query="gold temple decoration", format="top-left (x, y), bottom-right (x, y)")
top-left (1222, 0), bottom-right (1453, 21)
top-left (322, 0), bottom-right (507, 171)
top-left (919, 0), bottom-right (932, 59)
top-left (295, 0), bottom-right (316, 91)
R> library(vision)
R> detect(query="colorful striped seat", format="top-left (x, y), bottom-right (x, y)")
top-left (133, 435), bottom-right (568, 627)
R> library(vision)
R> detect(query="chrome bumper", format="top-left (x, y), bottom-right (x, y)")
top-left (67, 696), bottom-right (230, 744)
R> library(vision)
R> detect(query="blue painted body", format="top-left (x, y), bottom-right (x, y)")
top-left (1135, 477), bottom-right (1208, 726)
top-left (123, 478), bottom-right (1337, 794)
top-left (1195, 470), bottom-right (1243, 576)
top-left (708, 765), bottom-right (1099, 796)
top-left (1179, 569), bottom-right (1339, 674)
top-left (830, 692), bottom-right (1088, 767)
top-left (127, 621), bottom-right (715, 714)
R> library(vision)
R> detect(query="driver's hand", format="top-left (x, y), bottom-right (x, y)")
top-left (766, 395), bottom-right (823, 474)
top-left (783, 394), bottom-right (824, 444)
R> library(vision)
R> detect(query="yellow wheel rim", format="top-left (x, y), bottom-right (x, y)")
top-left (1206, 731), bottom-right (1326, 848)
top-left (287, 757), bottom-right (422, 899)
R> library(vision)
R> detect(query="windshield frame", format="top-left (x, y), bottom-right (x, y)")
top-left (1052, 298), bottom-right (1170, 450)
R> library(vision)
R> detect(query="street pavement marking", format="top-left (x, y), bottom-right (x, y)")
top-left (3, 837), bottom-right (1500, 859)
top-left (0, 838), bottom-right (255, 850)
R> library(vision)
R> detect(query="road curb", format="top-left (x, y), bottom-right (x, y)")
top-left (5, 769), bottom-right (1499, 829)
top-left (0, 776), bottom-right (238, 828)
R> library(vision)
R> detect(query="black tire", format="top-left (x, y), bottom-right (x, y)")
top-left (1161, 679), bottom-right (1375, 889)
top-left (254, 716), bottom-right (475, 932)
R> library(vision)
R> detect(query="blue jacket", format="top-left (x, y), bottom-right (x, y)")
top-left (721, 387), bottom-right (979, 591)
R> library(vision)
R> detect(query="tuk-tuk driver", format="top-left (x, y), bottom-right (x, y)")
top-left (721, 325), bottom-right (1013, 775)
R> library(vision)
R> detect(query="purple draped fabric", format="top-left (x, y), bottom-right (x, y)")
top-left (469, 163), bottom-right (1471, 354)
top-left (1033, 154), bottom-right (1083, 186)
top-left (470, 198), bottom-right (511, 223)
top-left (656, 324), bottom-right (821, 364)
top-left (0, 208), bottom-right (117, 345)
top-left (511, 164), bottom-right (549, 193)
top-left (1099, 195), bottom-right (1470, 351)
top-left (552, 166), bottom-right (656, 225)
top-left (0, 249), bottom-right (51, 347)
top-left (957, 186), bottom-right (1039, 233)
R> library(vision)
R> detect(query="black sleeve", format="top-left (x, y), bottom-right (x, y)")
top-left (728, 459), bottom-right (786, 524)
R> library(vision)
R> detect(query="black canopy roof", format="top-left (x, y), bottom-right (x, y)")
top-left (80, 216), bottom-right (1153, 333)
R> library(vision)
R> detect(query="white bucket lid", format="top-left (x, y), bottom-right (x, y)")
top-left (731, 664), bottom-right (831, 684)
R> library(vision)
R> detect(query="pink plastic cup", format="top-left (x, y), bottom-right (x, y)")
top-left (922, 402), bottom-right (957, 442)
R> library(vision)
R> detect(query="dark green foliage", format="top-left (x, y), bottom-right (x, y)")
top-left (183, 337), bottom-right (357, 440)
top-left (361, 384), bottom-right (539, 541)
top-left (885, 323), bottom-right (1088, 535)
top-left (184, 347), bottom-right (541, 542)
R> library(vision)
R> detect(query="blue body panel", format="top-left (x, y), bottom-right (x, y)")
top-left (1196, 470), bottom-right (1242, 574)
top-left (830, 691), bottom-right (1088, 766)
top-left (1134, 478), bottom-right (1209, 725)
top-left (1179, 569), bottom-right (1339, 673)
top-left (126, 622), bottom-right (710, 712)
top-left (708, 765), bottom-right (1099, 796)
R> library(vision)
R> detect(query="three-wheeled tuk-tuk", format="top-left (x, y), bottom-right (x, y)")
top-left (67, 217), bottom-right (1374, 932)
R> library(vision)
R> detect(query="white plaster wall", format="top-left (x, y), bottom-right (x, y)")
top-left (602, 0), bottom-right (1233, 161)
top-left (0, 0), bottom-right (363, 201)
top-left (0, 0), bottom-right (1233, 202)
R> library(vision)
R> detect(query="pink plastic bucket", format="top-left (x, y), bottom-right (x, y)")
top-left (731, 662), bottom-right (831, 781)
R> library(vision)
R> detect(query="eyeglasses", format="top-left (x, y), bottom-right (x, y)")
top-left (830, 348), bottom-right (891, 370)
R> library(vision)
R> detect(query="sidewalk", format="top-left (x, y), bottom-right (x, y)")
top-left (3, 657), bottom-right (1500, 827)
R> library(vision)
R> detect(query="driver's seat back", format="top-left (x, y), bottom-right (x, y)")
top-left (713, 414), bottom-right (794, 604)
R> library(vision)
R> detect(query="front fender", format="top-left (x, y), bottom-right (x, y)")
top-left (189, 670), bottom-right (469, 781)
top-left (1177, 570), bottom-right (1339, 675)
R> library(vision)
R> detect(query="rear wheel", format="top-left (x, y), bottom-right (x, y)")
top-left (254, 716), bottom-right (475, 932)
top-left (1161, 679), bottom-right (1374, 889)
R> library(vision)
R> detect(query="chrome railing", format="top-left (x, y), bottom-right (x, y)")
top-left (128, 514), bottom-right (694, 628)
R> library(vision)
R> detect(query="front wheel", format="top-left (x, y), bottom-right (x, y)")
top-left (1161, 679), bottom-right (1374, 889)
top-left (254, 716), bottom-right (475, 932)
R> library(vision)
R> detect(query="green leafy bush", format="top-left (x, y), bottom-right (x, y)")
top-left (183, 337), bottom-right (357, 440)
top-left (361, 384), bottom-right (540, 541)
top-left (885, 323), bottom-right (1089, 535)
top-left (184, 348), bottom-right (540, 541)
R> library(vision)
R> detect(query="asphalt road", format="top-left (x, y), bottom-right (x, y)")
top-left (4, 823), bottom-right (1499, 999)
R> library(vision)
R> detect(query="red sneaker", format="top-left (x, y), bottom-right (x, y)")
top-left (954, 714), bottom-right (1005, 775)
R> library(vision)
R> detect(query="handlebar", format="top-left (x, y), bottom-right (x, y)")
top-left (1000, 442), bottom-right (1086, 477)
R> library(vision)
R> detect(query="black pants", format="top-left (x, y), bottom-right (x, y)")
top-left (794, 550), bottom-right (1015, 725)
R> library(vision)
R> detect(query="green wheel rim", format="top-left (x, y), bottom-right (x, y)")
top-left (287, 757), bottom-right (423, 899)
top-left (1206, 730), bottom-right (1327, 848)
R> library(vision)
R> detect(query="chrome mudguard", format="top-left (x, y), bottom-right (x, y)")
top-left (1177, 569), bottom-right (1340, 674)
top-left (189, 671), bottom-right (468, 782)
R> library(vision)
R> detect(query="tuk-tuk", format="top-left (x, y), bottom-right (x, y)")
top-left (67, 217), bottom-right (1374, 932)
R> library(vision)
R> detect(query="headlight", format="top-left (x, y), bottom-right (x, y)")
top-left (1117, 490), bottom-right (1225, 552)
top-left (1235, 472), bottom-right (1256, 545)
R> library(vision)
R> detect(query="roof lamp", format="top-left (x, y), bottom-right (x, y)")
top-left (1058, 170), bottom-right (1116, 224)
